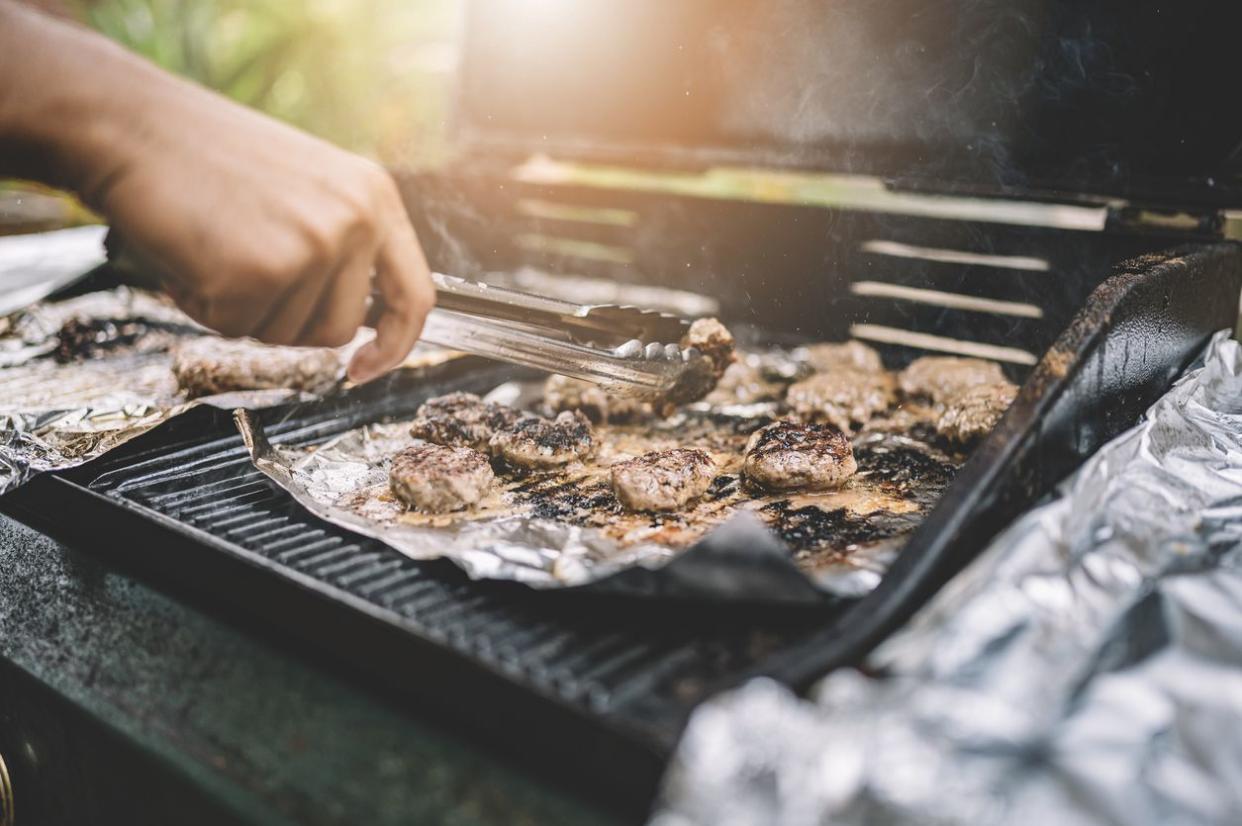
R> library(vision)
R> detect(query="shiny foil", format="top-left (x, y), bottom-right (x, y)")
top-left (653, 330), bottom-right (1242, 825)
top-left (0, 288), bottom-right (346, 493)
top-left (235, 373), bottom-right (928, 599)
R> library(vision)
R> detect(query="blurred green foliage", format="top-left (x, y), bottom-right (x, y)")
top-left (69, 0), bottom-right (462, 167)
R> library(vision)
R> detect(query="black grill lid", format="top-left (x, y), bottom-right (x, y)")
top-left (458, 0), bottom-right (1242, 210)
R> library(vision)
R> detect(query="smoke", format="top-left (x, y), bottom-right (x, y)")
top-left (702, 0), bottom-right (1188, 196)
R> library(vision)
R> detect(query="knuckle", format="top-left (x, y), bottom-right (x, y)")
top-left (306, 324), bottom-right (355, 349)
top-left (363, 163), bottom-right (401, 210)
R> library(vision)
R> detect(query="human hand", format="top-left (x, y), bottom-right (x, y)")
top-left (93, 80), bottom-right (434, 382)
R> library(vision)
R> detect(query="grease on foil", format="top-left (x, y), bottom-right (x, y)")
top-left (653, 331), bottom-right (1242, 826)
top-left (236, 377), bottom-right (958, 596)
top-left (0, 287), bottom-right (450, 493)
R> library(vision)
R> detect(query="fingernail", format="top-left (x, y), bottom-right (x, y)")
top-left (348, 349), bottom-right (380, 384)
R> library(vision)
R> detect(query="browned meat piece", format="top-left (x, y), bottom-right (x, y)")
top-left (389, 443), bottom-right (494, 513)
top-left (490, 410), bottom-right (594, 469)
top-left (703, 360), bottom-right (787, 406)
top-left (793, 340), bottom-right (884, 373)
top-left (785, 368), bottom-right (897, 432)
top-left (936, 382), bottom-right (1019, 444)
top-left (543, 374), bottom-right (651, 423)
top-left (408, 392), bottom-right (523, 452)
top-left (682, 317), bottom-right (736, 378)
top-left (661, 316), bottom-right (739, 407)
top-left (742, 420), bottom-right (857, 492)
top-left (610, 448), bottom-right (717, 511)
top-left (172, 336), bottom-right (340, 397)
top-left (899, 356), bottom-right (1006, 403)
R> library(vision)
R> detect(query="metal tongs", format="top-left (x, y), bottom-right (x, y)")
top-left (416, 273), bottom-right (716, 402)
top-left (104, 230), bottom-right (715, 402)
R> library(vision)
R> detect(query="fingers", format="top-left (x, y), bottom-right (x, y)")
top-left (347, 219), bottom-right (435, 383)
top-left (297, 245), bottom-right (374, 349)
top-left (250, 257), bottom-right (337, 345)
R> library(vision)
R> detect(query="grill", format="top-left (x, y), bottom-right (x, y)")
top-left (4, 388), bottom-right (842, 813)
top-left (7, 1), bottom-right (1242, 820)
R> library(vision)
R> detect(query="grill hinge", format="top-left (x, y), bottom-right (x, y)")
top-left (1104, 204), bottom-right (1225, 238)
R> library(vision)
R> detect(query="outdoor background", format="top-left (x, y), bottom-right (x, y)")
top-left (2, 0), bottom-right (465, 232)
top-left (72, 0), bottom-right (464, 168)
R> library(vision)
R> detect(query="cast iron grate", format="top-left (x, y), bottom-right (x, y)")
top-left (83, 415), bottom-right (828, 731)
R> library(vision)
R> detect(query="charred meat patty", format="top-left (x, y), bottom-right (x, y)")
top-left (389, 443), bottom-right (495, 513)
top-left (786, 368), bottom-right (897, 432)
top-left (490, 410), bottom-right (594, 469)
top-left (743, 420), bottom-right (858, 492)
top-left (408, 392), bottom-right (523, 452)
top-left (610, 448), bottom-right (717, 512)
top-left (794, 340), bottom-right (884, 374)
top-left (172, 336), bottom-right (340, 397)
top-left (936, 382), bottom-right (1018, 444)
top-left (899, 356), bottom-right (1007, 403)
top-left (543, 374), bottom-right (651, 423)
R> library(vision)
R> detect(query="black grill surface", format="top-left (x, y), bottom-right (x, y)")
top-left (24, 398), bottom-right (833, 813)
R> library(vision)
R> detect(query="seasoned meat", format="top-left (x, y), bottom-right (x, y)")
top-left (899, 356), bottom-right (1006, 403)
top-left (682, 317), bottom-right (737, 378)
top-left (543, 374), bottom-right (651, 423)
top-left (491, 410), bottom-right (594, 469)
top-left (703, 360), bottom-right (786, 406)
top-left (408, 392), bottom-right (523, 452)
top-left (936, 382), bottom-right (1018, 444)
top-left (389, 443), bottom-right (494, 513)
top-left (785, 368), bottom-right (897, 432)
top-left (661, 316), bottom-right (739, 407)
top-left (743, 420), bottom-right (857, 492)
top-left (610, 448), bottom-right (717, 512)
top-left (794, 340), bottom-right (884, 374)
top-left (172, 336), bottom-right (340, 397)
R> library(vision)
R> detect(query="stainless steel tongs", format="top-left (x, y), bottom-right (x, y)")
top-left (105, 228), bottom-right (716, 401)
top-left (416, 273), bottom-right (715, 402)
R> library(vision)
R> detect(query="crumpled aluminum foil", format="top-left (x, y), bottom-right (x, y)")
top-left (1, 288), bottom-right (336, 493)
top-left (235, 395), bottom-right (901, 600)
top-left (653, 330), bottom-right (1242, 826)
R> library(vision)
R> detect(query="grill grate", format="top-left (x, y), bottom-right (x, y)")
top-left (82, 415), bottom-right (828, 732)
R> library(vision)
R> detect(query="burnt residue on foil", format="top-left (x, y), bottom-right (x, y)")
top-left (0, 288), bottom-right (440, 493)
top-left (236, 377), bottom-right (963, 600)
top-left (653, 331), bottom-right (1242, 825)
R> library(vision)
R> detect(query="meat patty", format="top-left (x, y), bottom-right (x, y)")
top-left (490, 410), bottom-right (594, 469)
top-left (793, 340), bottom-right (884, 374)
top-left (899, 356), bottom-right (1006, 403)
top-left (936, 382), bottom-right (1018, 444)
top-left (610, 448), bottom-right (716, 511)
top-left (703, 360), bottom-right (787, 406)
top-left (785, 368), bottom-right (897, 432)
top-left (543, 374), bottom-right (651, 423)
top-left (389, 443), bottom-right (495, 513)
top-left (172, 336), bottom-right (340, 397)
top-left (743, 420), bottom-right (857, 492)
top-left (408, 392), bottom-right (523, 452)
top-left (682, 317), bottom-right (737, 378)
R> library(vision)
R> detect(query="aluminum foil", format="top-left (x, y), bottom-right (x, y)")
top-left (652, 330), bottom-right (1242, 825)
top-left (0, 287), bottom-right (402, 494)
top-left (235, 373), bottom-right (944, 600)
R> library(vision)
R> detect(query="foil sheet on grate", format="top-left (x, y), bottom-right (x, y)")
top-left (0, 287), bottom-right (450, 494)
top-left (652, 330), bottom-right (1242, 825)
top-left (235, 378), bottom-right (958, 601)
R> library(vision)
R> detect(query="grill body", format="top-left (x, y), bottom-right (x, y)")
top-left (5, 180), bottom-right (1239, 815)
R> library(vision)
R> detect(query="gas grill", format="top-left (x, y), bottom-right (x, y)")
top-left (5, 0), bottom-right (1242, 821)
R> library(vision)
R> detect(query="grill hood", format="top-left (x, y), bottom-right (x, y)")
top-left (457, 0), bottom-right (1242, 211)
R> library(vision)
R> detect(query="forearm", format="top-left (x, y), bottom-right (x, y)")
top-left (0, 1), bottom-right (162, 200)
